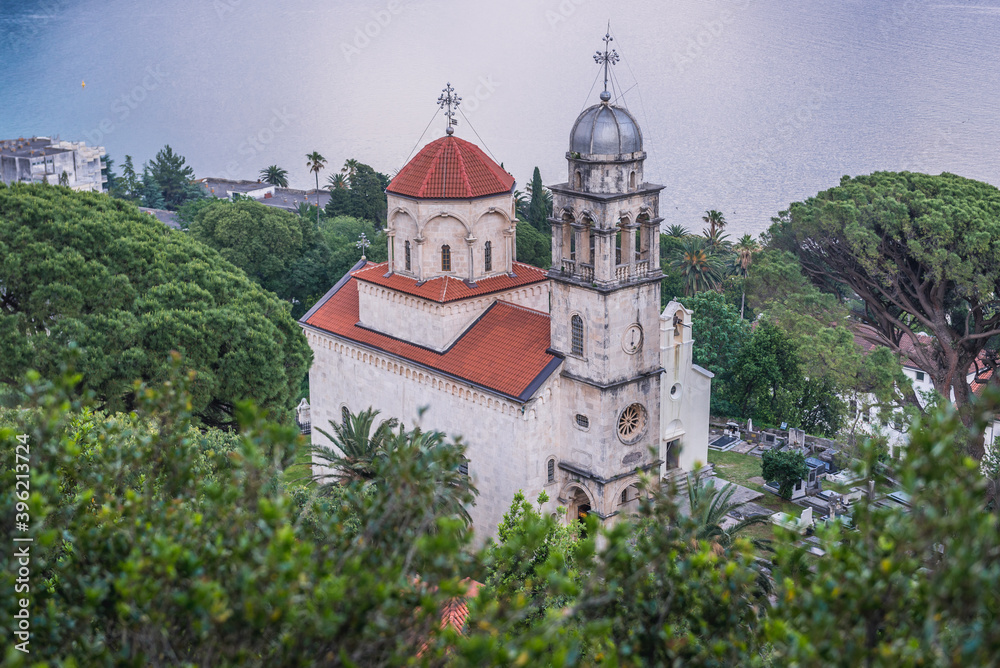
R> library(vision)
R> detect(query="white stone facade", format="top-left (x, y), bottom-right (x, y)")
top-left (304, 96), bottom-right (713, 542)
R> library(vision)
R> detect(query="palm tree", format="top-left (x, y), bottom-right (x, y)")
top-left (259, 165), bottom-right (289, 187)
top-left (732, 233), bottom-right (761, 319)
top-left (702, 209), bottom-right (727, 237)
top-left (688, 477), bottom-right (770, 550)
top-left (306, 152), bottom-right (326, 226)
top-left (312, 408), bottom-right (399, 486)
top-left (665, 224), bottom-right (690, 238)
top-left (326, 173), bottom-right (347, 190)
top-left (702, 228), bottom-right (732, 253)
top-left (670, 237), bottom-right (725, 296)
top-left (341, 158), bottom-right (360, 185)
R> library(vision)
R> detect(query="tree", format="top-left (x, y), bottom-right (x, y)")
top-left (58, 169), bottom-right (69, 186)
top-left (319, 215), bottom-right (388, 280)
top-left (729, 321), bottom-right (804, 426)
top-left (669, 236), bottom-right (725, 295)
top-left (342, 157), bottom-right (360, 184)
top-left (0, 184), bottom-right (310, 428)
top-left (313, 407), bottom-right (399, 485)
top-left (767, 171), bottom-right (1000, 459)
top-left (515, 218), bottom-right (551, 269)
top-left (678, 291), bottom-right (750, 415)
top-left (768, 391), bottom-right (1000, 665)
top-left (761, 448), bottom-right (808, 499)
top-left (526, 166), bottom-right (552, 232)
top-left (190, 199), bottom-right (334, 318)
top-left (702, 208), bottom-right (727, 237)
top-left (664, 224), bottom-right (690, 238)
top-left (327, 172), bottom-right (347, 189)
top-left (118, 154), bottom-right (141, 201)
top-left (258, 164), bottom-right (289, 187)
top-left (305, 151), bottom-right (326, 226)
top-left (0, 370), bottom-right (475, 666)
top-left (732, 233), bottom-right (761, 318)
top-left (139, 165), bottom-right (165, 208)
top-left (102, 155), bottom-right (118, 194)
top-left (688, 478), bottom-right (770, 549)
top-left (147, 144), bottom-right (199, 209)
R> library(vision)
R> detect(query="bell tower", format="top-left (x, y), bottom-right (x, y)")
top-left (547, 30), bottom-right (667, 526)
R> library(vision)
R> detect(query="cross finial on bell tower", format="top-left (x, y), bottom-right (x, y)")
top-left (593, 23), bottom-right (619, 102)
top-left (437, 82), bottom-right (462, 135)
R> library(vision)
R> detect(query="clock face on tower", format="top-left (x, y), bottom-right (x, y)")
top-left (622, 323), bottom-right (643, 354)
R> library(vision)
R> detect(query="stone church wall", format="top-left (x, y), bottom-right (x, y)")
top-left (356, 281), bottom-right (549, 351)
top-left (304, 326), bottom-right (560, 544)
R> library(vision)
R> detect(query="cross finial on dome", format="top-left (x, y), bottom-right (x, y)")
top-left (593, 23), bottom-right (619, 102)
top-left (437, 82), bottom-right (462, 135)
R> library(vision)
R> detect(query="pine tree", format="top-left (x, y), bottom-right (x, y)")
top-left (148, 145), bottom-right (196, 210)
top-left (140, 165), bottom-right (166, 209)
top-left (527, 167), bottom-right (551, 232)
top-left (119, 155), bottom-right (140, 201)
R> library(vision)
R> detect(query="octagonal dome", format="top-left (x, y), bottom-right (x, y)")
top-left (569, 103), bottom-right (642, 156)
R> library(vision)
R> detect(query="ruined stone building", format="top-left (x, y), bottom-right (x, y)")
top-left (300, 82), bottom-right (713, 539)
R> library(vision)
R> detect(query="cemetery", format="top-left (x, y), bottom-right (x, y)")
top-left (704, 417), bottom-right (910, 548)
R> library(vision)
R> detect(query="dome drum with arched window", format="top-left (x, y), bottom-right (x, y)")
top-left (384, 135), bottom-right (518, 283)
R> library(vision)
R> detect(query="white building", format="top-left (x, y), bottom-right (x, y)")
top-left (850, 328), bottom-right (999, 453)
top-left (300, 83), bottom-right (713, 540)
top-left (0, 137), bottom-right (106, 191)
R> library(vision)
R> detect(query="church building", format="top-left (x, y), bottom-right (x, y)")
top-left (300, 69), bottom-right (713, 539)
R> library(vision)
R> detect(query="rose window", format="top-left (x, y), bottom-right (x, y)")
top-left (617, 403), bottom-right (646, 443)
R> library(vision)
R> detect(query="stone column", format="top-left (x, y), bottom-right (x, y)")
top-left (593, 228), bottom-right (615, 285)
top-left (414, 236), bottom-right (425, 282)
top-left (624, 224), bottom-right (637, 266)
top-left (465, 234), bottom-right (477, 282)
top-left (386, 230), bottom-right (396, 273)
top-left (549, 218), bottom-right (564, 269)
top-left (504, 225), bottom-right (515, 273)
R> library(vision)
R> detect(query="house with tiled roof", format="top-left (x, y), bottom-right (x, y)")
top-left (300, 79), bottom-right (712, 540)
top-left (851, 325), bottom-right (1000, 452)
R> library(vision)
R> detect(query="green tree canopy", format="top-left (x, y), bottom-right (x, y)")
top-left (515, 218), bottom-right (552, 269)
top-left (147, 144), bottom-right (200, 209)
top-left (678, 291), bottom-right (750, 415)
top-left (324, 162), bottom-right (390, 226)
top-left (766, 171), bottom-right (1000, 458)
top-left (0, 184), bottom-right (310, 427)
top-left (258, 164), bottom-right (289, 187)
top-left (319, 214), bottom-right (388, 279)
top-left (190, 199), bottom-right (337, 319)
top-left (761, 448), bottom-right (808, 499)
top-left (729, 321), bottom-right (803, 426)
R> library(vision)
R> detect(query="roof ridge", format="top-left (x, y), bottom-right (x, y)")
top-left (416, 141), bottom-right (447, 198)
top-left (452, 141), bottom-right (472, 197)
top-left (494, 300), bottom-right (551, 317)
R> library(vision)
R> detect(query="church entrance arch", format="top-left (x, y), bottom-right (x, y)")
top-left (562, 483), bottom-right (594, 526)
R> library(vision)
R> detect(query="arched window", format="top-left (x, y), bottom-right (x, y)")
top-left (571, 314), bottom-right (584, 356)
top-left (441, 244), bottom-right (451, 271)
top-left (484, 240), bottom-right (492, 272)
top-left (341, 406), bottom-right (350, 428)
top-left (574, 171), bottom-right (582, 189)
top-left (404, 240), bottom-right (411, 271)
top-left (547, 458), bottom-right (555, 483)
top-left (635, 226), bottom-right (642, 257)
top-left (629, 170), bottom-right (636, 190)
top-left (588, 225), bottom-right (595, 264)
top-left (569, 230), bottom-right (576, 261)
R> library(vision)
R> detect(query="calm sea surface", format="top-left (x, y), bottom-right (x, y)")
top-left (1, 0), bottom-right (998, 236)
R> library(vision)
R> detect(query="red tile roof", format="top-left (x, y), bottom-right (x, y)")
top-left (353, 262), bottom-right (548, 303)
top-left (302, 263), bottom-right (560, 401)
top-left (853, 324), bottom-right (934, 368)
top-left (972, 368), bottom-right (995, 396)
top-left (386, 135), bottom-right (515, 199)
top-left (440, 580), bottom-right (480, 635)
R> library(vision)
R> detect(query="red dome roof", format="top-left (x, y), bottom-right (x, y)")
top-left (387, 135), bottom-right (514, 199)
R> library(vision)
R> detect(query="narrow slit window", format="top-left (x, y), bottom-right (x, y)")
top-left (404, 240), bottom-right (411, 271)
top-left (441, 244), bottom-right (451, 271)
top-left (571, 314), bottom-right (584, 356)
top-left (547, 458), bottom-right (555, 483)
top-left (484, 240), bottom-right (492, 272)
